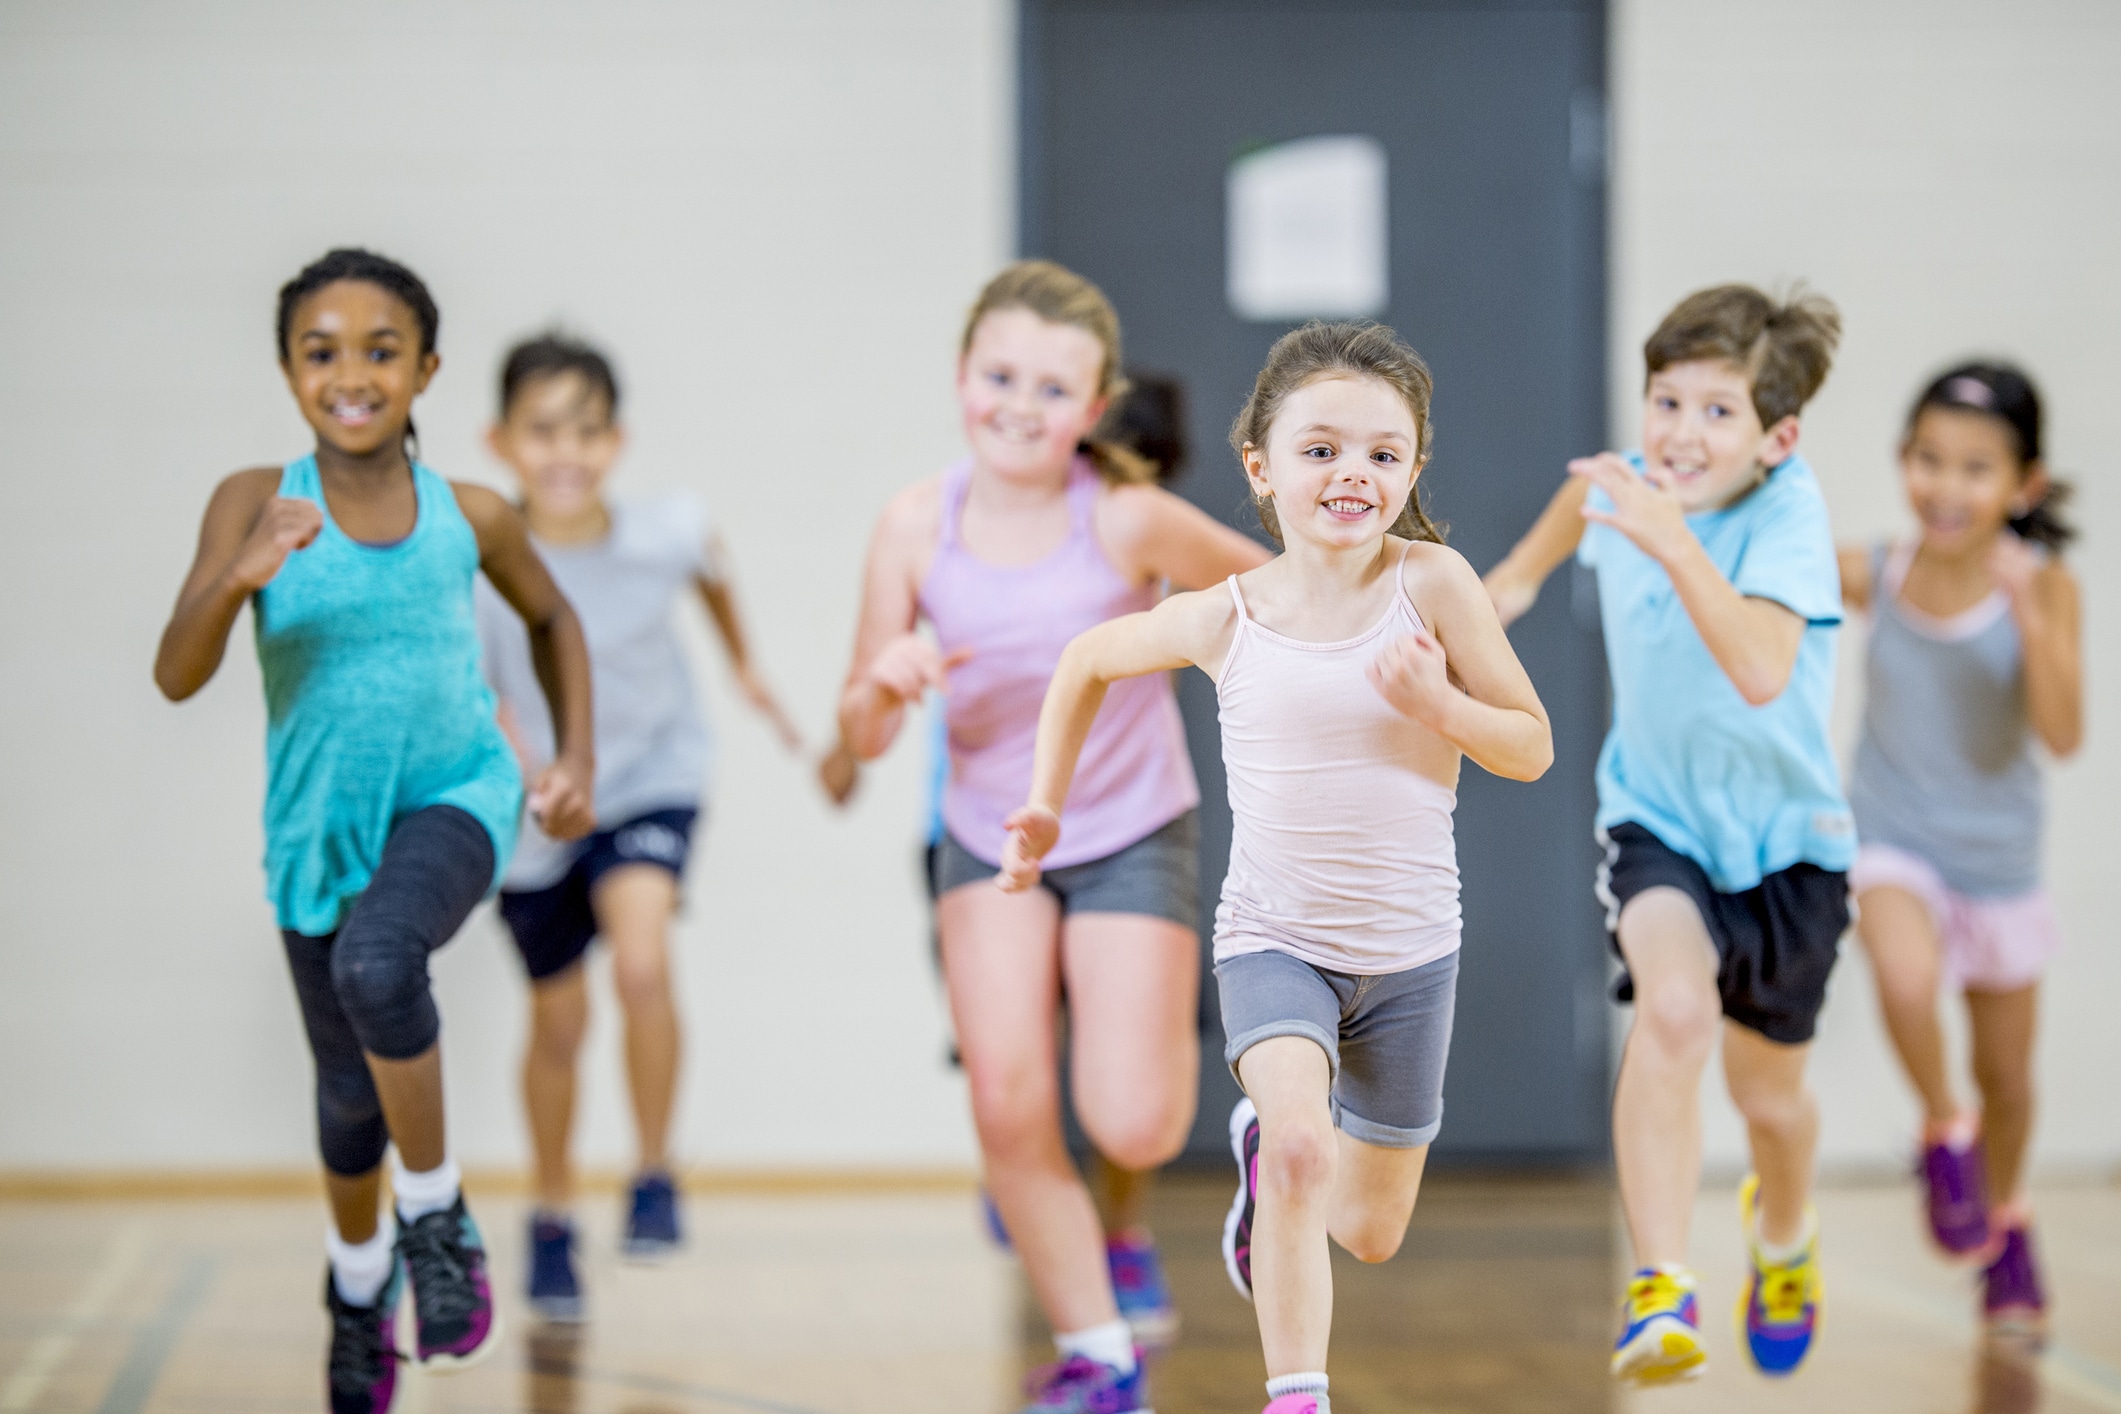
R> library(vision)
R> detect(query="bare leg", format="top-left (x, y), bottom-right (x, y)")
top-left (366, 1046), bottom-right (446, 1174)
top-left (327, 1168), bottom-right (386, 1244)
top-left (1966, 985), bottom-right (2039, 1210)
top-left (1238, 1037), bottom-right (1338, 1376)
top-left (523, 964), bottom-right (590, 1211)
top-left (1328, 1133), bottom-right (1429, 1264)
top-left (594, 866), bottom-right (683, 1174)
top-left (1855, 886), bottom-right (1960, 1125)
top-left (1722, 1023), bottom-right (1818, 1246)
top-left (938, 882), bottom-right (1117, 1334)
top-left (1064, 912), bottom-right (1198, 1185)
top-left (1611, 889), bottom-right (1723, 1267)
top-left (1093, 1155), bottom-right (1157, 1240)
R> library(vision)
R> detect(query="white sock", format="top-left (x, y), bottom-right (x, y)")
top-left (1753, 1209), bottom-right (1815, 1266)
top-left (1055, 1319), bottom-right (1136, 1375)
top-left (1267, 1370), bottom-right (1330, 1399)
top-left (393, 1156), bottom-right (461, 1223)
top-left (326, 1219), bottom-right (396, 1307)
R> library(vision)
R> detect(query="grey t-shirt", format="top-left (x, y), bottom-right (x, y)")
top-left (476, 494), bottom-right (714, 889)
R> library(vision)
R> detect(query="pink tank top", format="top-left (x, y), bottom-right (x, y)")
top-left (919, 456), bottom-right (1199, 869)
top-left (1214, 545), bottom-right (1462, 974)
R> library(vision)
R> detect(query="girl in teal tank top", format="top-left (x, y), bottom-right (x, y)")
top-left (155, 249), bottom-right (596, 1409)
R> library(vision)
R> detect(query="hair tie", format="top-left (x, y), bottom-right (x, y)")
top-left (1943, 375), bottom-right (1995, 409)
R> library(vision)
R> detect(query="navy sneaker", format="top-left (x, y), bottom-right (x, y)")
top-left (323, 1260), bottom-right (402, 1414)
top-left (396, 1196), bottom-right (501, 1371)
top-left (526, 1214), bottom-right (584, 1323)
top-left (623, 1171), bottom-right (682, 1261)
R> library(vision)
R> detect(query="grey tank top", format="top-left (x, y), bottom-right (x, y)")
top-left (1848, 542), bottom-right (2041, 896)
top-left (476, 494), bottom-right (714, 889)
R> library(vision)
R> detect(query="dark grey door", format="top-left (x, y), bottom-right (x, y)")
top-left (1025, 0), bottom-right (1612, 1162)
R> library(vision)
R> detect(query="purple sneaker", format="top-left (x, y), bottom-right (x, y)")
top-left (1921, 1132), bottom-right (1992, 1259)
top-left (323, 1261), bottom-right (401, 1414)
top-left (1019, 1354), bottom-right (1149, 1413)
top-left (1982, 1225), bottom-right (2047, 1341)
top-left (1107, 1234), bottom-right (1179, 1346)
top-left (397, 1196), bottom-right (501, 1370)
top-left (1222, 1096), bottom-right (1260, 1302)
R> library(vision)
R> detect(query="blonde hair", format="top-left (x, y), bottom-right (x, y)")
top-left (960, 260), bottom-right (1155, 485)
top-left (1230, 321), bottom-right (1445, 545)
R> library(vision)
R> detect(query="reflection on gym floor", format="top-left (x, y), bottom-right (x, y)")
top-left (0, 1175), bottom-right (2114, 1412)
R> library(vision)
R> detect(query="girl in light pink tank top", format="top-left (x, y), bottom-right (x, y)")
top-left (833, 262), bottom-right (1268, 1409)
top-left (1001, 323), bottom-right (1551, 1414)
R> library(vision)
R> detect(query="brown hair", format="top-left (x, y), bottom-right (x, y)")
top-left (1643, 284), bottom-right (1842, 428)
top-left (960, 260), bottom-right (1155, 485)
top-left (1229, 320), bottom-right (1445, 546)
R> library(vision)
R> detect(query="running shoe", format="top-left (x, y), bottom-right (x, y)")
top-left (1610, 1265), bottom-right (1705, 1385)
top-left (1017, 1354), bottom-right (1150, 1413)
top-left (526, 1213), bottom-right (584, 1324)
top-left (1982, 1223), bottom-right (2048, 1342)
top-left (1262, 1395), bottom-right (1329, 1414)
top-left (622, 1171), bottom-right (682, 1261)
top-left (1736, 1174), bottom-right (1822, 1377)
top-left (1920, 1129), bottom-right (1993, 1259)
top-left (396, 1196), bottom-right (501, 1370)
top-left (324, 1261), bottom-right (402, 1414)
top-left (1222, 1096), bottom-right (1260, 1302)
top-left (1107, 1234), bottom-right (1179, 1346)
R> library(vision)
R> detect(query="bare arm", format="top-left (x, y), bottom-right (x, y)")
top-left (1098, 482), bottom-right (1273, 590)
top-left (1482, 475), bottom-right (1590, 626)
top-left (694, 534), bottom-right (802, 750)
top-left (456, 484), bottom-right (597, 839)
top-left (1993, 541), bottom-right (2083, 757)
top-left (836, 480), bottom-right (952, 761)
top-left (1376, 546), bottom-right (1553, 780)
top-left (154, 468), bottom-right (318, 700)
top-left (1837, 544), bottom-right (1874, 610)
top-left (998, 589), bottom-right (1235, 889)
top-left (1573, 454), bottom-right (1804, 706)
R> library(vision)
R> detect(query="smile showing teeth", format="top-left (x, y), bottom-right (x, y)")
top-left (330, 401), bottom-right (377, 424)
top-left (1324, 498), bottom-right (1372, 516)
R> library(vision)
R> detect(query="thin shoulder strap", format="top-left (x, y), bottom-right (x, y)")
top-left (1225, 574), bottom-right (1251, 621)
top-left (937, 459), bottom-right (970, 551)
top-left (1066, 453), bottom-right (1100, 534)
top-left (1880, 538), bottom-right (1914, 600)
top-left (1392, 538), bottom-right (1429, 632)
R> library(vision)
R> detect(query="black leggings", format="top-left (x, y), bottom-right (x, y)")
top-left (280, 805), bottom-right (495, 1177)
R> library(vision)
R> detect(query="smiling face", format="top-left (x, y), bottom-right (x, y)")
top-left (956, 307), bottom-right (1110, 483)
top-left (1244, 373), bottom-right (1421, 551)
top-left (280, 279), bottom-right (437, 460)
top-left (489, 371), bottom-right (623, 523)
top-left (1900, 406), bottom-right (2039, 556)
top-left (1641, 358), bottom-right (1797, 512)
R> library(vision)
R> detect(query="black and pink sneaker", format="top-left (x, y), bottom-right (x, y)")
top-left (324, 1261), bottom-right (402, 1414)
top-left (1982, 1224), bottom-right (2048, 1342)
top-left (1222, 1096), bottom-right (1260, 1302)
top-left (1920, 1132), bottom-right (1992, 1259)
top-left (396, 1196), bottom-right (501, 1370)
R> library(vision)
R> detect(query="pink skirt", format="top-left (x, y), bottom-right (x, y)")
top-left (1850, 844), bottom-right (2061, 992)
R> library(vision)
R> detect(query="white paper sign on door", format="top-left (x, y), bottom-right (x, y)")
top-left (1226, 134), bottom-right (1389, 322)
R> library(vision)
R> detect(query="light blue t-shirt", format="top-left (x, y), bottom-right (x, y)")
top-left (1579, 452), bottom-right (1853, 892)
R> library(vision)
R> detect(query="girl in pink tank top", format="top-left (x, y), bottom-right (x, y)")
top-left (833, 262), bottom-right (1266, 1412)
top-left (1003, 324), bottom-right (1550, 1414)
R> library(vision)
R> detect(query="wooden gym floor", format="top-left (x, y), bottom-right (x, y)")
top-left (0, 1173), bottom-right (2115, 1413)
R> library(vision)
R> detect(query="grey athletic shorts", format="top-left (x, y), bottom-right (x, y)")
top-left (934, 809), bottom-right (1199, 931)
top-left (1216, 947), bottom-right (1460, 1148)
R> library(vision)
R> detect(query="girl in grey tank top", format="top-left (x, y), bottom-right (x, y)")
top-left (1841, 362), bottom-right (2082, 1334)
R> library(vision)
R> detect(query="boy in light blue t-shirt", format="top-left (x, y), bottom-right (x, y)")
top-left (1486, 285), bottom-right (1849, 1388)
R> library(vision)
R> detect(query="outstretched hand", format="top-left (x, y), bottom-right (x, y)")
top-left (529, 758), bottom-right (596, 841)
top-left (997, 804), bottom-right (1060, 893)
top-left (1367, 628), bottom-right (1456, 730)
top-left (229, 496), bottom-right (324, 591)
top-left (817, 740), bottom-right (860, 808)
top-left (864, 634), bottom-right (973, 707)
top-left (1571, 453), bottom-right (1691, 564)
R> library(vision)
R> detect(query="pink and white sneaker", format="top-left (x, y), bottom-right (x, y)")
top-left (1263, 1396), bottom-right (1329, 1414)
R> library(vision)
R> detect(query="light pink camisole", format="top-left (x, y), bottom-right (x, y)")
top-left (1214, 544), bottom-right (1462, 975)
top-left (918, 456), bottom-right (1199, 870)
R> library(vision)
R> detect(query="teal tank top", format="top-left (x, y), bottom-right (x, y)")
top-left (254, 456), bottom-right (522, 935)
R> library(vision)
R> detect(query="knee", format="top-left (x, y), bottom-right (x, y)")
top-left (527, 991), bottom-right (588, 1066)
top-left (330, 940), bottom-right (430, 1049)
top-left (966, 1068), bottom-right (1061, 1165)
top-left (1258, 1120), bottom-right (1336, 1203)
top-left (1083, 1109), bottom-right (1187, 1173)
top-left (1634, 980), bottom-right (1720, 1061)
top-left (610, 949), bottom-right (672, 1015)
top-left (1730, 1078), bottom-right (1813, 1136)
top-left (1339, 1221), bottom-right (1406, 1265)
top-left (1972, 1057), bottom-right (2034, 1115)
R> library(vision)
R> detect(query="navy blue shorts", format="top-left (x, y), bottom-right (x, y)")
top-left (497, 807), bottom-right (698, 981)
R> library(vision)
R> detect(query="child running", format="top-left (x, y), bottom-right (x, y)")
top-left (1839, 363), bottom-right (2082, 1337)
top-left (1002, 321), bottom-right (1553, 1414)
top-left (1484, 285), bottom-right (1849, 1385)
top-left (154, 249), bottom-right (595, 1414)
top-left (835, 261), bottom-right (1268, 1414)
top-left (474, 333), bottom-right (800, 1321)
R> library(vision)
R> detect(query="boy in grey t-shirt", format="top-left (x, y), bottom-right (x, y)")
top-left (475, 334), bottom-right (799, 1321)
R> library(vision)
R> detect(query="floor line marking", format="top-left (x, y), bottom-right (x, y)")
top-left (521, 1349), bottom-right (846, 1414)
top-left (93, 1253), bottom-right (215, 1414)
top-left (0, 1221), bottom-right (148, 1412)
top-left (1842, 1268), bottom-right (2121, 1412)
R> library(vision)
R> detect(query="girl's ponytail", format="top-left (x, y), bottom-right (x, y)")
top-left (1080, 437), bottom-right (1158, 486)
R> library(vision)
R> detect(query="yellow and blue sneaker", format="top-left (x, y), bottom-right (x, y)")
top-left (1611, 1265), bottom-right (1706, 1385)
top-left (1736, 1174), bottom-right (1822, 1378)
